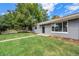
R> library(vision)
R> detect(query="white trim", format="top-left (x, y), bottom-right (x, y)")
top-left (51, 31), bottom-right (68, 34)
top-left (67, 20), bottom-right (68, 32)
top-left (51, 21), bottom-right (68, 32)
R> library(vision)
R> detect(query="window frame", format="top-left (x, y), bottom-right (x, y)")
top-left (51, 21), bottom-right (68, 33)
top-left (35, 26), bottom-right (37, 29)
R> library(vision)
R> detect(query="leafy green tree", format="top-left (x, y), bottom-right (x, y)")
top-left (0, 3), bottom-right (48, 33)
top-left (16, 3), bottom-right (48, 30)
top-left (0, 15), bottom-right (9, 34)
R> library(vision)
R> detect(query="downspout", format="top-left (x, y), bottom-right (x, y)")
top-left (78, 23), bottom-right (79, 39)
top-left (62, 17), bottom-right (64, 32)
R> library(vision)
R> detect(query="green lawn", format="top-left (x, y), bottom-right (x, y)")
top-left (0, 33), bottom-right (79, 56)
top-left (0, 33), bottom-right (33, 41)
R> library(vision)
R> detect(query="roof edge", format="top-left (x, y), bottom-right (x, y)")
top-left (38, 13), bottom-right (79, 25)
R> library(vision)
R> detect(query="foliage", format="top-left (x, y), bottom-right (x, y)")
top-left (15, 3), bottom-right (48, 30)
top-left (0, 3), bottom-right (48, 33)
top-left (0, 16), bottom-right (9, 34)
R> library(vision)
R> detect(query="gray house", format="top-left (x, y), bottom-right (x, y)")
top-left (33, 13), bottom-right (79, 40)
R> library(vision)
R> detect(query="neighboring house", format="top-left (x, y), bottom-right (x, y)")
top-left (33, 13), bottom-right (79, 40)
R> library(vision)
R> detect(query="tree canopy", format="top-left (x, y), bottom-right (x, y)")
top-left (0, 3), bottom-right (48, 34)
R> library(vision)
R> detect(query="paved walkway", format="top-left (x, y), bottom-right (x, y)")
top-left (0, 34), bottom-right (49, 43)
top-left (0, 35), bottom-right (36, 43)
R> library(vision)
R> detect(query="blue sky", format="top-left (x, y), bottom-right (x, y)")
top-left (0, 3), bottom-right (79, 18)
top-left (42, 3), bottom-right (79, 18)
top-left (0, 3), bottom-right (16, 15)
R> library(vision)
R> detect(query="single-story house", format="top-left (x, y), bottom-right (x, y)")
top-left (33, 13), bottom-right (79, 40)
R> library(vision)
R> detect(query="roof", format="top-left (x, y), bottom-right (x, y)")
top-left (38, 13), bottom-right (79, 25)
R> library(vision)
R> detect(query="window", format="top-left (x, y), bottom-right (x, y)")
top-left (52, 21), bottom-right (68, 32)
top-left (52, 25), bottom-right (54, 31)
top-left (35, 26), bottom-right (37, 29)
top-left (55, 23), bottom-right (62, 32)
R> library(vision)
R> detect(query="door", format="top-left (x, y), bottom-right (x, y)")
top-left (42, 26), bottom-right (45, 33)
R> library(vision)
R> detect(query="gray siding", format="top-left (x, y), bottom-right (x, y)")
top-left (32, 24), bottom-right (42, 33)
top-left (68, 19), bottom-right (79, 39)
top-left (50, 19), bottom-right (79, 39)
top-left (33, 19), bottom-right (79, 40)
top-left (44, 24), bottom-right (52, 34)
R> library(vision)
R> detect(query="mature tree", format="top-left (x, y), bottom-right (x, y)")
top-left (0, 3), bottom-right (48, 33)
top-left (0, 15), bottom-right (9, 34)
top-left (15, 3), bottom-right (48, 30)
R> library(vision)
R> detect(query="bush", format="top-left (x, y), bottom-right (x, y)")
top-left (1, 29), bottom-right (18, 34)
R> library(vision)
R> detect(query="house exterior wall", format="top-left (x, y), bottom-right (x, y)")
top-left (50, 19), bottom-right (79, 39)
top-left (37, 25), bottom-right (42, 33)
top-left (68, 19), bottom-right (79, 39)
top-left (32, 24), bottom-right (42, 33)
top-left (44, 24), bottom-right (52, 34)
top-left (33, 19), bottom-right (79, 40)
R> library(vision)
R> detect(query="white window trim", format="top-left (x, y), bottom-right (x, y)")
top-left (51, 21), bottom-right (68, 34)
top-left (51, 31), bottom-right (68, 34)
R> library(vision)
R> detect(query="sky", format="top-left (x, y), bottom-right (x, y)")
top-left (42, 3), bottom-right (79, 18)
top-left (0, 3), bottom-right (16, 15)
top-left (0, 3), bottom-right (79, 18)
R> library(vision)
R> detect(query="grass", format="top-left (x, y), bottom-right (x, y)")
top-left (0, 33), bottom-right (79, 56)
top-left (0, 33), bottom-right (33, 41)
